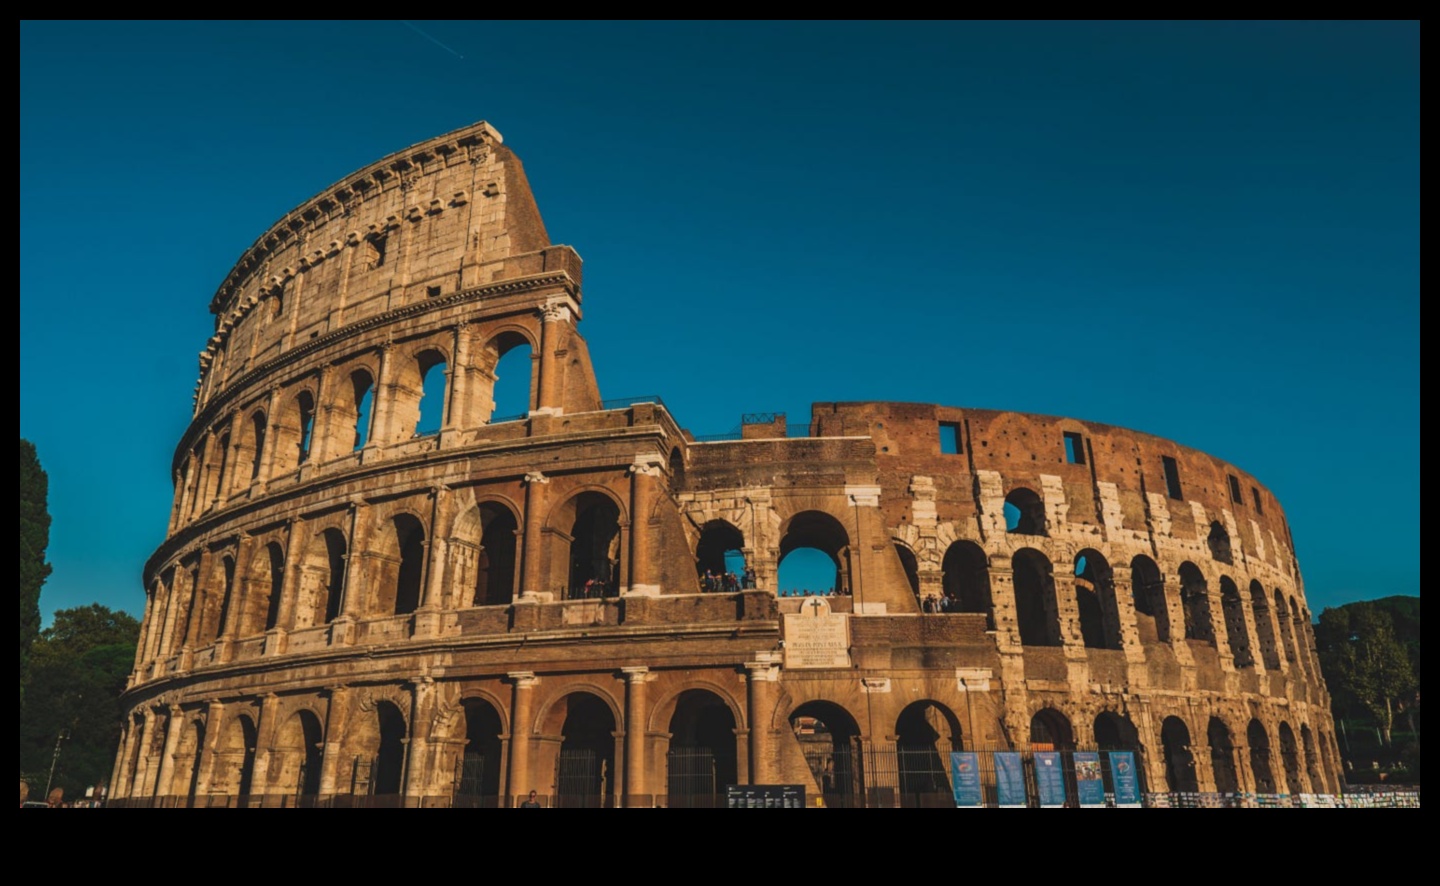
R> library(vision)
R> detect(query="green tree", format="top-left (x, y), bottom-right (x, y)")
top-left (20, 438), bottom-right (52, 709)
top-left (19, 605), bottom-right (139, 799)
top-left (1316, 602), bottom-right (1417, 747)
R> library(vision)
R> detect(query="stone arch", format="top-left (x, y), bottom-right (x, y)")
top-left (371, 511), bottom-right (427, 616)
top-left (485, 329), bottom-right (536, 422)
top-left (1129, 554), bottom-right (1170, 643)
top-left (240, 541), bottom-right (285, 637)
top-left (778, 509), bottom-right (852, 596)
top-left (273, 708), bottom-right (325, 801)
top-left (242, 408), bottom-right (267, 483)
top-left (1029, 707), bottom-right (1075, 750)
top-left (549, 489), bottom-right (624, 599)
top-left (327, 366), bottom-right (376, 453)
top-left (270, 387), bottom-right (317, 475)
top-left (455, 697), bottom-right (505, 808)
top-left (668, 447), bottom-right (686, 493)
top-left (351, 700), bottom-right (408, 799)
top-left (789, 700), bottom-right (864, 808)
top-left (1247, 718), bottom-right (1276, 793)
top-left (695, 519), bottom-right (746, 588)
top-left (1178, 561), bottom-right (1214, 643)
top-left (893, 542), bottom-right (921, 601)
top-left (1094, 710), bottom-right (1147, 797)
top-left (1074, 549), bottom-right (1121, 649)
top-left (217, 712), bottom-right (258, 800)
top-left (1251, 579), bottom-right (1281, 669)
top-left (389, 346), bottom-right (450, 441)
top-left (1012, 548), bottom-right (1060, 647)
top-left (1278, 721), bottom-right (1302, 793)
top-left (123, 714), bottom-right (146, 796)
top-left (1207, 520), bottom-right (1233, 564)
top-left (1275, 588), bottom-right (1300, 667)
top-left (1219, 576), bottom-right (1253, 668)
top-left (205, 430), bottom-right (230, 507)
top-left (451, 500), bottom-right (520, 607)
top-left (172, 715), bottom-right (207, 806)
top-left (211, 554), bottom-right (237, 641)
top-left (1300, 724), bottom-right (1322, 794)
top-left (539, 690), bottom-right (619, 809)
top-left (896, 700), bottom-right (963, 807)
top-left (1289, 597), bottom-right (1313, 678)
top-left (1207, 717), bottom-right (1239, 793)
top-left (1005, 486), bottom-right (1046, 535)
top-left (173, 557), bottom-right (202, 653)
top-left (941, 540), bottom-right (993, 626)
top-left (1160, 715), bottom-right (1198, 792)
top-left (293, 527), bottom-right (347, 629)
top-left (665, 688), bottom-right (739, 808)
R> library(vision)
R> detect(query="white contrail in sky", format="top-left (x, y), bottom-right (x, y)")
top-left (400, 21), bottom-right (465, 59)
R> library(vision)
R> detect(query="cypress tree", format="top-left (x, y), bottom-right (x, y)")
top-left (20, 438), bottom-right (52, 707)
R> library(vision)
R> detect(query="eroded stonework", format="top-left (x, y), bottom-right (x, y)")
top-left (111, 122), bottom-right (1338, 807)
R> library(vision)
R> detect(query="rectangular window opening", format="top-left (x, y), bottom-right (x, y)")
top-left (1251, 487), bottom-right (1264, 515)
top-left (1162, 456), bottom-right (1184, 501)
top-left (1228, 474), bottom-right (1243, 505)
top-left (939, 422), bottom-right (962, 455)
top-left (1063, 432), bottom-right (1085, 465)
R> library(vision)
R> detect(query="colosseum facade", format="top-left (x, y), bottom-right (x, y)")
top-left (110, 120), bottom-right (1339, 808)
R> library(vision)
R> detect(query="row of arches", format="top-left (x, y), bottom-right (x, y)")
top-left (145, 490), bottom-right (626, 657)
top-left (173, 334), bottom-right (536, 528)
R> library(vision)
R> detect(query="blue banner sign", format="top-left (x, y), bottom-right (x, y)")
top-left (994, 752), bottom-right (1026, 807)
top-left (1074, 751), bottom-right (1105, 807)
top-left (1108, 751), bottom-right (1142, 808)
top-left (950, 752), bottom-right (983, 807)
top-left (1034, 751), bottom-right (1067, 807)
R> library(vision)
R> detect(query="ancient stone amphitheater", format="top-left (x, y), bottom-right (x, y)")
top-left (110, 121), bottom-right (1339, 808)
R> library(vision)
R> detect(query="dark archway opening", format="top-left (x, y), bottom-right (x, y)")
top-left (1130, 554), bottom-right (1170, 643)
top-left (475, 504), bottom-right (518, 606)
top-left (778, 510), bottom-right (851, 597)
top-left (373, 702), bottom-right (407, 798)
top-left (897, 701), bottom-right (962, 807)
top-left (1208, 717), bottom-right (1239, 794)
top-left (666, 690), bottom-right (738, 808)
top-left (1013, 549), bottom-right (1060, 646)
top-left (1178, 562), bottom-right (1213, 643)
top-left (695, 520), bottom-right (745, 591)
top-left (567, 494), bottom-right (621, 599)
top-left (790, 701), bottom-right (864, 809)
top-left (1075, 550), bottom-right (1120, 649)
top-left (1220, 576), bottom-right (1253, 667)
top-left (1248, 719), bottom-right (1276, 793)
top-left (1161, 716), bottom-right (1198, 793)
top-left (457, 700), bottom-right (504, 808)
top-left (556, 693), bottom-right (617, 808)
top-left (942, 540), bottom-right (993, 627)
top-left (1004, 487), bottom-right (1046, 535)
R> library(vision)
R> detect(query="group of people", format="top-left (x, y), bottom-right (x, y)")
top-left (778, 586), bottom-right (849, 598)
top-left (570, 578), bottom-right (615, 600)
top-left (921, 593), bottom-right (961, 613)
top-left (699, 567), bottom-right (756, 593)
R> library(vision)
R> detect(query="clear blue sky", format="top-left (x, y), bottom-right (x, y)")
top-left (20, 21), bottom-right (1418, 623)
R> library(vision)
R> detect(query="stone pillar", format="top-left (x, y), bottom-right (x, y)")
top-left (137, 706), bottom-right (160, 797)
top-left (333, 503), bottom-right (367, 645)
top-left (183, 549), bottom-right (215, 650)
top-left (318, 686), bottom-right (352, 798)
top-left (111, 718), bottom-right (139, 800)
top-left (415, 487), bottom-right (448, 638)
top-left (257, 386), bottom-right (283, 489)
top-left (403, 677), bottom-right (436, 806)
top-left (445, 322), bottom-right (472, 432)
top-left (1162, 574), bottom-right (1194, 666)
top-left (622, 667), bottom-right (650, 806)
top-left (745, 654), bottom-right (780, 785)
top-left (156, 570), bottom-right (183, 664)
top-left (152, 705), bottom-right (186, 802)
top-left (1052, 572), bottom-right (1085, 650)
top-left (308, 364), bottom-right (335, 464)
top-left (368, 343), bottom-right (395, 448)
top-left (506, 672), bottom-right (539, 806)
top-left (217, 534), bottom-right (252, 663)
top-left (194, 700), bottom-right (226, 798)
top-left (987, 559), bottom-right (1022, 652)
top-left (533, 303), bottom-right (570, 416)
top-left (272, 518), bottom-right (304, 639)
top-left (247, 694), bottom-right (279, 801)
top-left (627, 458), bottom-right (663, 596)
top-left (1109, 566), bottom-right (1147, 663)
top-left (519, 472), bottom-right (548, 597)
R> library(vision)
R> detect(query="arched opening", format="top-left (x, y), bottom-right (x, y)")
top-left (666, 690), bottom-right (738, 808)
top-left (941, 540), bottom-right (993, 627)
top-left (790, 701), bottom-right (863, 808)
top-left (474, 504), bottom-right (518, 606)
top-left (1094, 711), bottom-right (1146, 797)
top-left (778, 510), bottom-right (851, 597)
top-left (1247, 719), bottom-right (1276, 793)
top-left (210, 432), bottom-right (230, 505)
top-left (1207, 717), bottom-right (1239, 793)
top-left (1178, 562), bottom-right (1213, 643)
top-left (350, 369), bottom-right (375, 450)
top-left (456, 699), bottom-right (504, 808)
top-left (695, 520), bottom-right (746, 591)
top-left (1030, 708), bottom-right (1075, 750)
top-left (1290, 598), bottom-right (1313, 679)
top-left (1275, 589), bottom-right (1300, 667)
top-left (668, 448), bottom-right (686, 493)
top-left (295, 390), bottom-right (316, 464)
top-left (1031, 708), bottom-right (1077, 807)
top-left (175, 561), bottom-right (201, 653)
top-left (554, 692), bottom-right (617, 809)
top-left (371, 513), bottom-right (426, 616)
top-left (488, 335), bottom-right (534, 422)
top-left (1129, 554), bottom-right (1170, 643)
top-left (894, 543), bottom-right (921, 601)
top-left (1160, 716), bottom-right (1198, 792)
top-left (1012, 548), bottom-right (1060, 647)
top-left (373, 701), bottom-right (408, 799)
top-left (275, 710), bottom-right (324, 804)
top-left (415, 352), bottom-right (448, 436)
top-left (567, 493), bottom-right (621, 599)
top-left (174, 718), bottom-right (206, 806)
top-left (219, 714), bottom-right (257, 802)
top-left (213, 555), bottom-right (236, 641)
top-left (294, 528), bottom-right (347, 629)
top-left (1075, 549), bottom-right (1120, 649)
top-left (241, 543), bottom-right (285, 637)
top-left (1301, 724), bottom-right (1322, 793)
top-left (1004, 487), bottom-right (1046, 535)
top-left (124, 715), bottom-right (146, 797)
top-left (1207, 521), bottom-right (1233, 564)
top-left (1251, 579), bottom-right (1281, 669)
top-left (1219, 576), bottom-right (1253, 668)
top-left (896, 701), bottom-right (962, 807)
top-left (1278, 722), bottom-right (1302, 793)
top-left (247, 410), bottom-right (266, 482)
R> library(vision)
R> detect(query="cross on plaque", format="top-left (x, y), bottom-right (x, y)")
top-left (806, 598), bottom-right (826, 616)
